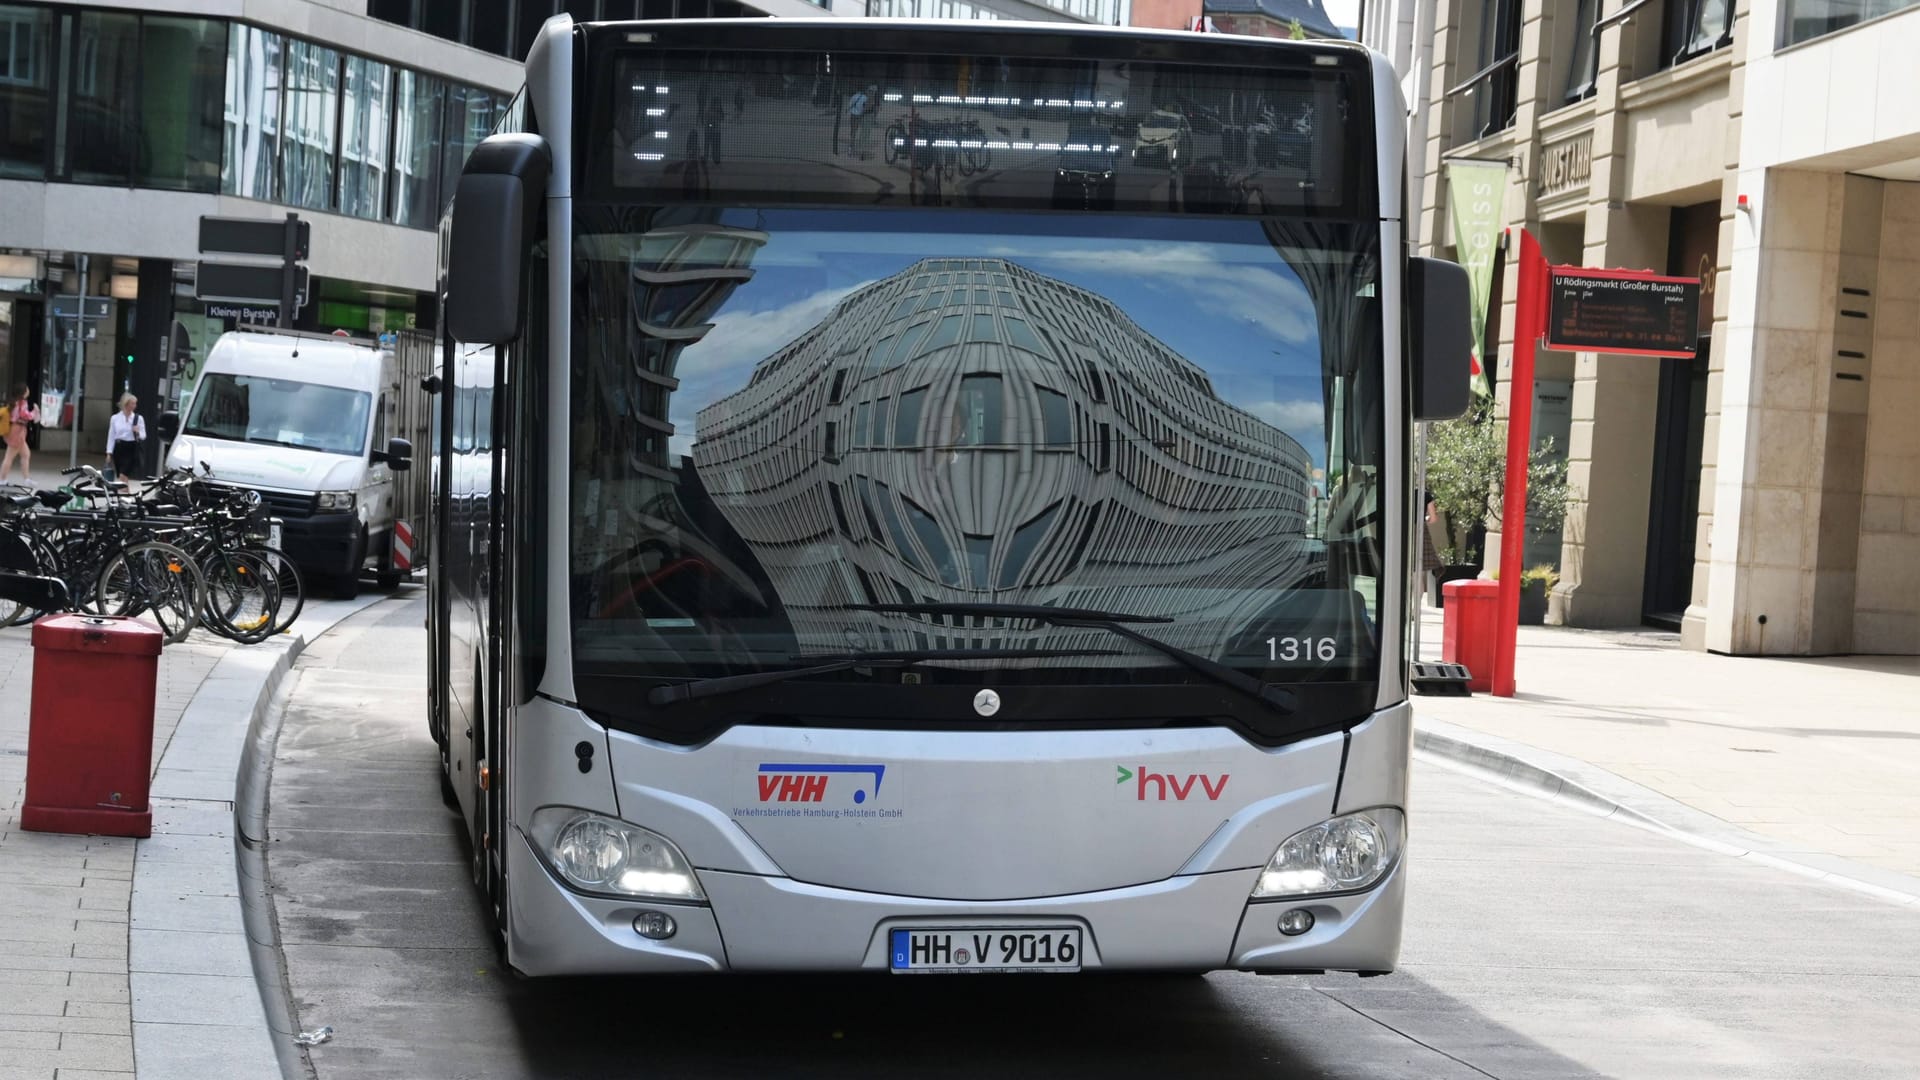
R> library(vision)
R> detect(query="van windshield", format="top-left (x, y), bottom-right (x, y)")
top-left (183, 373), bottom-right (372, 457)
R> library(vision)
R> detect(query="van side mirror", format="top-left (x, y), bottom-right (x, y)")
top-left (1408, 257), bottom-right (1473, 421)
top-left (379, 437), bottom-right (413, 471)
top-left (446, 134), bottom-right (551, 346)
top-left (159, 411), bottom-right (180, 441)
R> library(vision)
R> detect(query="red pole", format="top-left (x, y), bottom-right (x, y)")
top-left (1492, 229), bottom-right (1547, 698)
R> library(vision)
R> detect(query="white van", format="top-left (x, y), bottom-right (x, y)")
top-left (162, 329), bottom-right (422, 598)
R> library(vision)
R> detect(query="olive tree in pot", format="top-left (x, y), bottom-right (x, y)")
top-left (1423, 395), bottom-right (1573, 607)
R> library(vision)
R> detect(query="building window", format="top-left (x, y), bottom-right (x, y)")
top-left (424, 0), bottom-right (465, 43)
top-left (895, 387), bottom-right (926, 448)
top-left (1564, 0), bottom-right (1599, 102)
top-left (872, 481), bottom-right (925, 576)
top-left (904, 498), bottom-right (961, 587)
top-left (0, 5), bottom-right (53, 179)
top-left (964, 533), bottom-right (991, 588)
top-left (1036, 386), bottom-right (1070, 447)
top-left (137, 17), bottom-right (226, 193)
top-left (520, 1), bottom-right (558, 57)
top-left (1447, 0), bottom-right (1521, 139)
top-left (998, 502), bottom-right (1060, 589)
top-left (1781, 0), bottom-right (1918, 44)
top-left (338, 55), bottom-right (392, 219)
top-left (224, 24), bottom-right (282, 200)
top-left (392, 68), bottom-right (445, 227)
top-left (1664, 0), bottom-right (1733, 65)
top-left (439, 83), bottom-right (505, 213)
top-left (279, 38), bottom-right (340, 211)
top-left (954, 373), bottom-right (1003, 446)
top-left (67, 12), bottom-right (140, 183)
top-left (370, 0), bottom-right (418, 29)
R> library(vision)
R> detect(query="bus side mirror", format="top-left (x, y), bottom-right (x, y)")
top-left (1408, 257), bottom-right (1473, 421)
top-left (446, 134), bottom-right (551, 347)
top-left (378, 437), bottom-right (413, 471)
top-left (159, 411), bottom-right (180, 440)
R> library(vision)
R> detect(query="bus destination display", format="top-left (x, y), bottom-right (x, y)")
top-left (1545, 268), bottom-right (1700, 357)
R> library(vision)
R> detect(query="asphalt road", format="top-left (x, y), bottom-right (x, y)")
top-left (264, 596), bottom-right (1920, 1080)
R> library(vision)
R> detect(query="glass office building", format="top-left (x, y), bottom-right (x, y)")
top-left (0, 1), bottom-right (522, 462)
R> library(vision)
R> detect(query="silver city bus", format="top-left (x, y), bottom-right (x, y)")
top-left (430, 14), bottom-right (1470, 977)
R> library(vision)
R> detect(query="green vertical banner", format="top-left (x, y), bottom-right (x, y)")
top-left (1447, 160), bottom-right (1508, 397)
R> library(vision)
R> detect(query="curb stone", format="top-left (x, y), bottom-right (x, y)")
top-left (130, 593), bottom-right (395, 1080)
top-left (1413, 716), bottom-right (1920, 909)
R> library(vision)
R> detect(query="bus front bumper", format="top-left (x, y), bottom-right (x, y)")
top-left (502, 830), bottom-right (1406, 977)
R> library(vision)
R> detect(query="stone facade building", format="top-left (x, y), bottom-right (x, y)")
top-left (1407, 0), bottom-right (1920, 656)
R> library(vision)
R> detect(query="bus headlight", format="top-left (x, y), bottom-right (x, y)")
top-left (316, 490), bottom-right (356, 511)
top-left (530, 808), bottom-right (706, 902)
top-left (1250, 808), bottom-right (1403, 900)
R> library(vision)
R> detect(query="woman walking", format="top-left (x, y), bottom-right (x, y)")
top-left (106, 394), bottom-right (146, 485)
top-left (0, 384), bottom-right (37, 482)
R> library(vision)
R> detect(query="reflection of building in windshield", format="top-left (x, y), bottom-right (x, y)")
top-left (576, 220), bottom-right (769, 487)
top-left (691, 257), bottom-right (1317, 658)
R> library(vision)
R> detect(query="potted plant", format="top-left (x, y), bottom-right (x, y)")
top-left (1518, 564), bottom-right (1558, 625)
top-left (1423, 395), bottom-right (1572, 607)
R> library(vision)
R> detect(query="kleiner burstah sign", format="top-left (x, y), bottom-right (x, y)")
top-left (1545, 267), bottom-right (1701, 357)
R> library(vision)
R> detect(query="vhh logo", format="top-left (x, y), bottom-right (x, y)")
top-left (756, 764), bottom-right (886, 805)
top-left (758, 773), bottom-right (828, 802)
top-left (1116, 765), bottom-right (1229, 802)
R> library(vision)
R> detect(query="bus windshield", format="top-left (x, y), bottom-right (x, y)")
top-left (569, 206), bottom-right (1384, 723)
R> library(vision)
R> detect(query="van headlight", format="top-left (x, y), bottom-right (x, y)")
top-left (316, 490), bottom-right (356, 511)
top-left (529, 808), bottom-right (706, 902)
top-left (1250, 808), bottom-right (1403, 899)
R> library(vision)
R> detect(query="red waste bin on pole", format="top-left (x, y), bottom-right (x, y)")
top-left (1441, 579), bottom-right (1499, 694)
top-left (21, 614), bottom-right (163, 839)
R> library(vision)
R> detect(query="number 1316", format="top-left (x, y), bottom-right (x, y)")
top-left (1268, 637), bottom-right (1336, 662)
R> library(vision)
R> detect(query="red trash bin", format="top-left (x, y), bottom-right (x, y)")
top-left (21, 614), bottom-right (163, 839)
top-left (1441, 579), bottom-right (1499, 694)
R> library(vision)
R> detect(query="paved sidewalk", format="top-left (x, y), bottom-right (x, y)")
top-left (1412, 605), bottom-right (1920, 883)
top-left (0, 586), bottom-right (390, 1080)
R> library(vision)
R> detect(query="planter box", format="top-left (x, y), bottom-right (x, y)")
top-left (1518, 583), bottom-right (1549, 626)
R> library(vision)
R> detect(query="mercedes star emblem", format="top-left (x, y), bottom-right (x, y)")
top-left (973, 689), bottom-right (1001, 717)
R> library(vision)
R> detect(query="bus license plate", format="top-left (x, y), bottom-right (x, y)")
top-left (269, 522), bottom-right (282, 548)
top-left (889, 927), bottom-right (1081, 973)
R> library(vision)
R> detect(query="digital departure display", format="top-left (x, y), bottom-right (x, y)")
top-left (589, 47), bottom-right (1360, 216)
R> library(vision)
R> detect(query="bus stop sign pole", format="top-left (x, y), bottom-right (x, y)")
top-left (1491, 229), bottom-right (1548, 698)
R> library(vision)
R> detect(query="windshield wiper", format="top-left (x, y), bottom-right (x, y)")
top-left (646, 647), bottom-right (1121, 707)
top-left (845, 602), bottom-right (1297, 717)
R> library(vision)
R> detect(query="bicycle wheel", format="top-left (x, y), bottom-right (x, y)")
top-left (0, 524), bottom-right (61, 626)
top-left (249, 545), bottom-right (305, 635)
top-left (201, 550), bottom-right (281, 645)
top-left (95, 541), bottom-right (206, 645)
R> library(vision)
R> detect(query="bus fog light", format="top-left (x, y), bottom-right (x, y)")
top-left (1277, 909), bottom-right (1314, 936)
top-left (633, 910), bottom-right (678, 939)
top-left (531, 808), bottom-right (706, 902)
top-left (1251, 808), bottom-right (1403, 900)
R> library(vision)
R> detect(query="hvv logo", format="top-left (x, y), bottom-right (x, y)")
top-left (1116, 765), bottom-right (1229, 802)
top-left (757, 764), bottom-right (886, 805)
